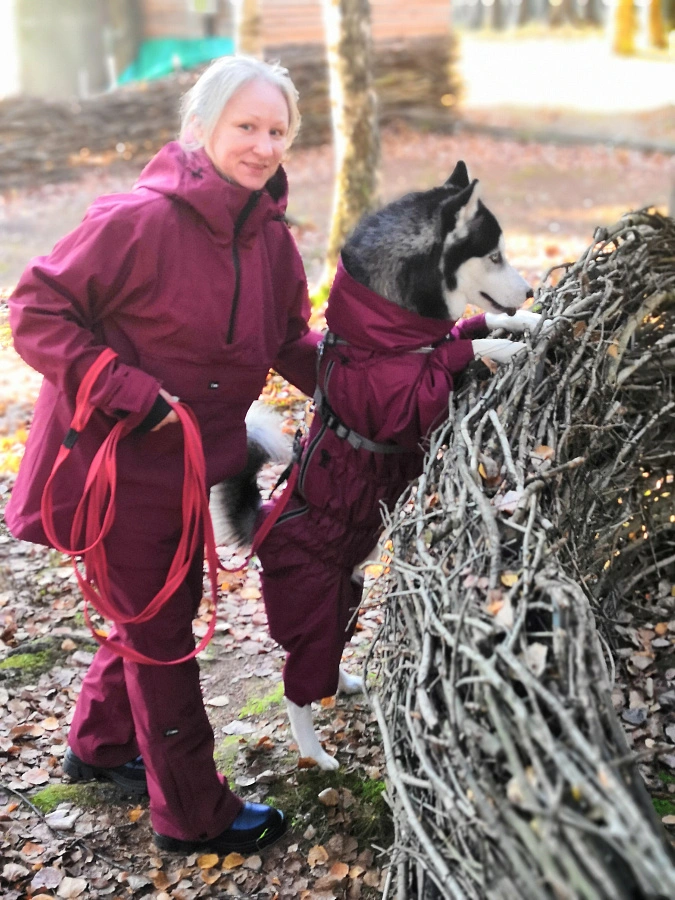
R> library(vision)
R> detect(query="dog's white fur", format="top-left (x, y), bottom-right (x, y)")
top-left (209, 403), bottom-right (291, 547)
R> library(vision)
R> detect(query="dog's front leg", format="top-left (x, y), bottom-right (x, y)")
top-left (286, 699), bottom-right (340, 771)
top-left (472, 338), bottom-right (526, 364)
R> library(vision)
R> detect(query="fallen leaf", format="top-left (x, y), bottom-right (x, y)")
top-left (662, 815), bottom-right (675, 825)
top-left (41, 717), bottom-right (60, 731)
top-left (500, 571), bottom-right (519, 588)
top-left (320, 696), bottom-right (336, 708)
top-left (531, 444), bottom-right (554, 462)
top-left (330, 861), bottom-right (350, 881)
top-left (57, 876), bottom-right (88, 898)
top-left (22, 768), bottom-right (50, 785)
top-left (31, 867), bottom-right (62, 890)
top-left (205, 695), bottom-right (229, 707)
top-left (298, 756), bottom-right (318, 769)
top-left (45, 808), bottom-right (80, 830)
top-left (655, 622), bottom-right (669, 636)
top-left (308, 844), bottom-right (329, 868)
top-left (3, 862), bottom-right (30, 882)
top-left (200, 868), bottom-right (221, 885)
top-left (318, 787), bottom-right (340, 807)
top-left (21, 841), bottom-right (44, 856)
top-left (127, 807), bottom-right (143, 823)
top-left (197, 854), bottom-right (219, 869)
top-left (221, 852), bottom-right (245, 870)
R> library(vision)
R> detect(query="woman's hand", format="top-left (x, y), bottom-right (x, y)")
top-left (150, 389), bottom-right (180, 431)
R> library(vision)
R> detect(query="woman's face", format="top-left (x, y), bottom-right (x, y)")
top-left (205, 78), bottom-right (290, 191)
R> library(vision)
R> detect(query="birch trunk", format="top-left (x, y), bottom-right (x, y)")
top-left (321, 0), bottom-right (380, 282)
top-left (234, 0), bottom-right (263, 58)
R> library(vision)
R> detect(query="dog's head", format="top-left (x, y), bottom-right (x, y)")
top-left (341, 161), bottom-right (532, 321)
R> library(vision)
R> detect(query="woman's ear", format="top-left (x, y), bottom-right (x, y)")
top-left (187, 116), bottom-right (205, 146)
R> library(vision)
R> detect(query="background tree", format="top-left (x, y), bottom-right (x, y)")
top-left (647, 0), bottom-right (668, 49)
top-left (610, 0), bottom-right (638, 54)
top-left (321, 0), bottom-right (380, 280)
top-left (234, 0), bottom-right (263, 58)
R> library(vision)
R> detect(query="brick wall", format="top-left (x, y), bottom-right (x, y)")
top-left (142, 0), bottom-right (450, 42)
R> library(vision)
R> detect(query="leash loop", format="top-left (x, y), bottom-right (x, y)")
top-left (41, 349), bottom-right (220, 666)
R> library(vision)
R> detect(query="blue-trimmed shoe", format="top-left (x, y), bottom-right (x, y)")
top-left (153, 801), bottom-right (287, 854)
top-left (63, 747), bottom-right (147, 795)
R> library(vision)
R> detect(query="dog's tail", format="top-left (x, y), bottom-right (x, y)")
top-left (210, 402), bottom-right (292, 548)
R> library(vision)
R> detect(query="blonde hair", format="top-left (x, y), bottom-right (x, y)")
top-left (179, 55), bottom-right (301, 150)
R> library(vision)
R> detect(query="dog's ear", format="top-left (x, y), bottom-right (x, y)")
top-left (444, 161), bottom-right (470, 190)
top-left (440, 180), bottom-right (481, 234)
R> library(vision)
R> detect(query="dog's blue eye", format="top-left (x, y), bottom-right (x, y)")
top-left (489, 252), bottom-right (502, 264)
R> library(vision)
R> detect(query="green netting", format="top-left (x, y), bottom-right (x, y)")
top-left (118, 37), bottom-right (234, 85)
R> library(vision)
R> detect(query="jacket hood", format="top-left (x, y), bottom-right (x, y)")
top-left (326, 258), bottom-right (458, 352)
top-left (133, 141), bottom-right (289, 239)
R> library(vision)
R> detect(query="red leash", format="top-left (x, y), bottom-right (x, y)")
top-left (40, 349), bottom-right (294, 666)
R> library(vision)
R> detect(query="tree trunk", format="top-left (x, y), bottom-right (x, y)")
top-left (234, 0), bottom-right (262, 58)
top-left (321, 0), bottom-right (380, 282)
top-left (610, 0), bottom-right (637, 55)
top-left (647, 0), bottom-right (668, 48)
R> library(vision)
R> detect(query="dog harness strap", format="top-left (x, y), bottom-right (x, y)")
top-left (312, 387), bottom-right (406, 455)
top-left (322, 330), bottom-right (437, 354)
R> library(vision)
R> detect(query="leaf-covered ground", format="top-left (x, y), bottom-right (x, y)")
top-left (1, 38), bottom-right (674, 896)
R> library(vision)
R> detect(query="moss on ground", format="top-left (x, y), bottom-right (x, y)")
top-left (238, 682), bottom-right (284, 718)
top-left (653, 796), bottom-right (675, 817)
top-left (265, 768), bottom-right (392, 847)
top-left (0, 649), bottom-right (58, 684)
top-left (32, 782), bottom-right (114, 813)
top-left (214, 735), bottom-right (242, 781)
top-left (657, 769), bottom-right (675, 785)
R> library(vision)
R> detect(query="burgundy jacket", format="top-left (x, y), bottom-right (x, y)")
top-left (259, 259), bottom-right (490, 565)
top-left (6, 142), bottom-right (320, 546)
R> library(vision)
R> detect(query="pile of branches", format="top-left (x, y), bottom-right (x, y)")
top-left (367, 210), bottom-right (675, 900)
top-left (0, 35), bottom-right (457, 189)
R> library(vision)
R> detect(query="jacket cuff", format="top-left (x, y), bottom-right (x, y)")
top-left (133, 395), bottom-right (172, 435)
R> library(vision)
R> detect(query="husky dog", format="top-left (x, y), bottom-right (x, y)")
top-left (212, 162), bottom-right (544, 770)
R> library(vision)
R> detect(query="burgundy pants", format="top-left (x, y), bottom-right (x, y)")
top-left (257, 505), bottom-right (366, 707)
top-left (67, 488), bottom-right (242, 841)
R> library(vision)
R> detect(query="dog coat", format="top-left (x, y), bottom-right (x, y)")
top-left (257, 259), bottom-right (490, 706)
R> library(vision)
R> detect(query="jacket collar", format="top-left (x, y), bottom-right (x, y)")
top-left (133, 142), bottom-right (289, 241)
top-left (325, 258), bottom-right (457, 352)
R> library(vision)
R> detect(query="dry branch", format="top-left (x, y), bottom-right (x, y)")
top-left (367, 211), bottom-right (675, 899)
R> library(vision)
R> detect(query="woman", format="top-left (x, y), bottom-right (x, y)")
top-left (5, 56), bottom-right (321, 853)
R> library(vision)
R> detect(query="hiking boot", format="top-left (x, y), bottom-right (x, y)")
top-left (153, 801), bottom-right (287, 855)
top-left (63, 747), bottom-right (147, 795)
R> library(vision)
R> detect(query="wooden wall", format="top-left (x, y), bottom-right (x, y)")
top-left (142, 0), bottom-right (451, 42)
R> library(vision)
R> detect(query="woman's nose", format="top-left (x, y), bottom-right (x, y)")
top-left (253, 133), bottom-right (273, 157)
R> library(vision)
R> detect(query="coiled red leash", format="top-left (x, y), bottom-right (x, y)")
top-left (40, 349), bottom-right (293, 666)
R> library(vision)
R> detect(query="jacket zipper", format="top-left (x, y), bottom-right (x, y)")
top-left (227, 190), bottom-right (261, 344)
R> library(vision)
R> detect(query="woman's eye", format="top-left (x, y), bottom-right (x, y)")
top-left (238, 123), bottom-right (253, 131)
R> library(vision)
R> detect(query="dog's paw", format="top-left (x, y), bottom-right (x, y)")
top-left (338, 667), bottom-right (364, 695)
top-left (472, 338), bottom-right (526, 364)
top-left (485, 310), bottom-right (541, 333)
top-left (312, 749), bottom-right (340, 771)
